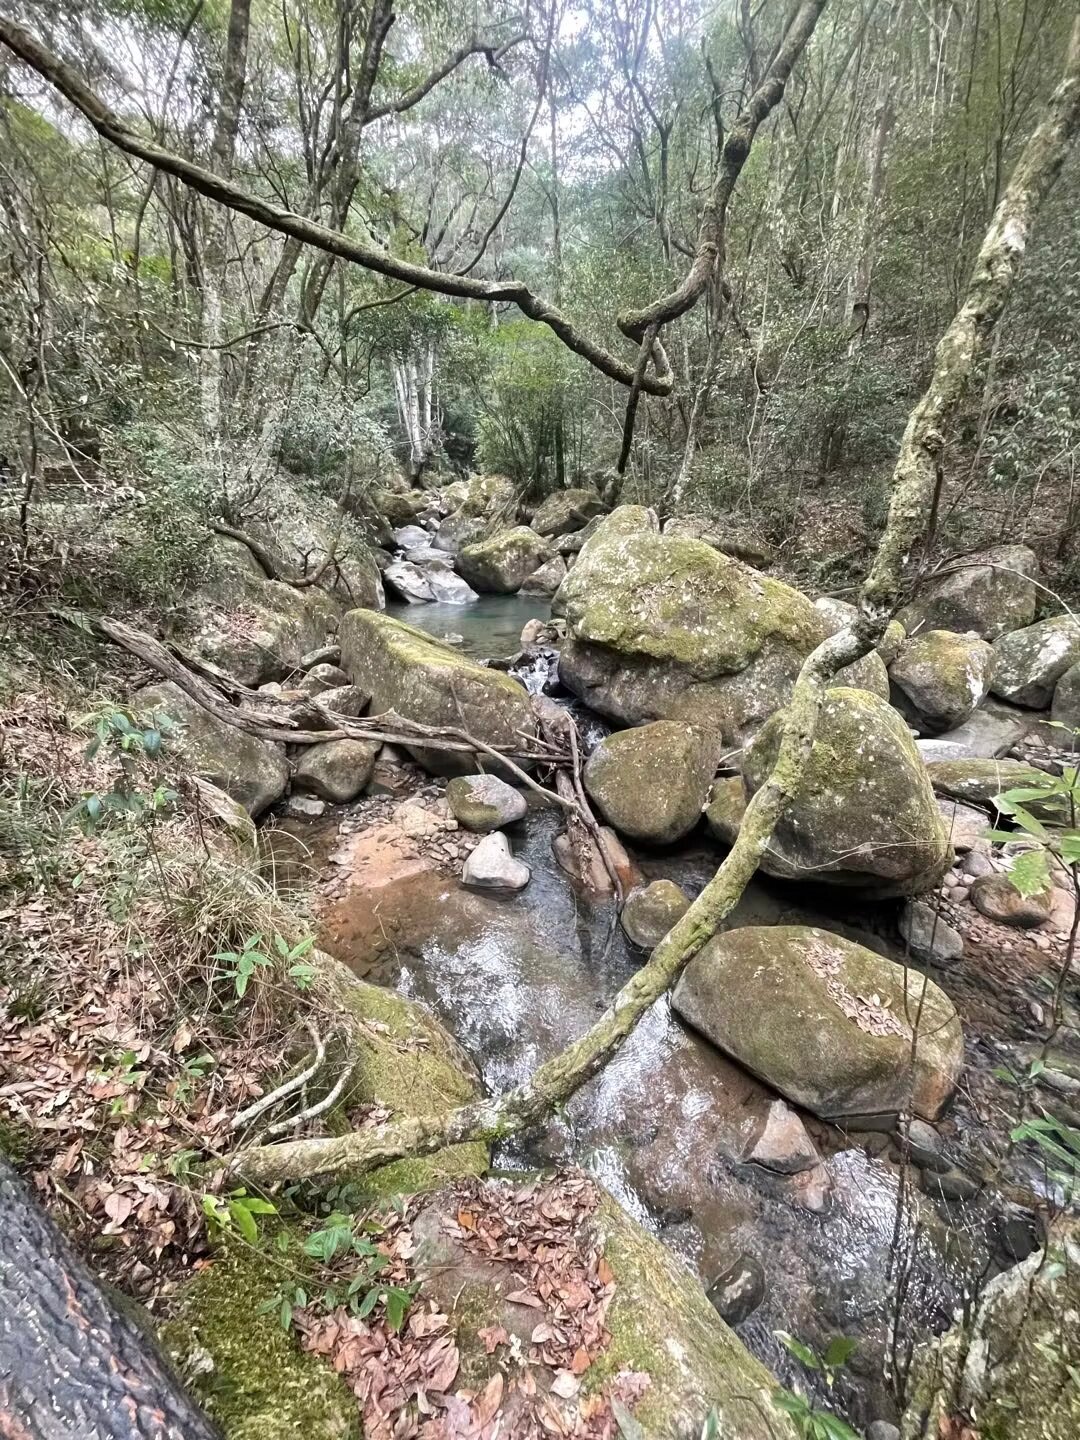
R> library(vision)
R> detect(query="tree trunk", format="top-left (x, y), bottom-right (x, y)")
top-left (0, 1155), bottom-right (220, 1439)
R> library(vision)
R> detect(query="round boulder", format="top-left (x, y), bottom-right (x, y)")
top-left (584, 720), bottom-right (717, 844)
top-left (991, 615), bottom-right (1080, 709)
top-left (971, 874), bottom-right (1051, 928)
top-left (620, 879), bottom-right (692, 949)
top-left (896, 544), bottom-right (1039, 640)
top-left (529, 488), bottom-right (605, 537)
top-left (742, 688), bottom-right (951, 897)
top-left (889, 629), bottom-right (995, 733)
top-left (292, 738), bottom-right (380, 803)
top-left (456, 527), bottom-right (554, 594)
top-left (446, 774), bottom-right (527, 832)
top-left (672, 925), bottom-right (964, 1121)
top-left (1051, 659), bottom-right (1080, 730)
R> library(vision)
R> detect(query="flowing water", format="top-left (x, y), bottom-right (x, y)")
top-left (300, 596), bottom-right (1024, 1427)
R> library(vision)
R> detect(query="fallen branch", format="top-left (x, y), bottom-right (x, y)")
top-left (232, 18), bottom-right (1080, 1186)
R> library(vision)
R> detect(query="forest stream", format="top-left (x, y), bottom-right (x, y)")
top-left (266, 595), bottom-right (1041, 1430)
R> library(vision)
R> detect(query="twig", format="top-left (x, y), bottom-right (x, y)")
top-left (261, 1061), bottom-right (355, 1138)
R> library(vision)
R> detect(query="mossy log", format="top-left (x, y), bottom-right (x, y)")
top-left (0, 1154), bottom-right (220, 1439)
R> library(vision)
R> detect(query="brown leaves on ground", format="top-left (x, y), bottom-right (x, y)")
top-left (298, 1172), bottom-right (650, 1440)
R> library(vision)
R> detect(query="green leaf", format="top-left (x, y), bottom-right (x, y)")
top-left (1008, 849), bottom-right (1051, 898)
top-left (776, 1331), bottom-right (819, 1370)
top-left (356, 1287), bottom-right (380, 1319)
top-left (279, 1297), bottom-right (292, 1330)
top-left (1060, 833), bottom-right (1080, 864)
top-left (384, 1287), bottom-right (408, 1332)
top-left (822, 1335), bottom-right (858, 1370)
top-left (229, 1199), bottom-right (259, 1245)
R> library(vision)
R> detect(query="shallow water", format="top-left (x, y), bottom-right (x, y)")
top-left (385, 594), bottom-right (549, 659)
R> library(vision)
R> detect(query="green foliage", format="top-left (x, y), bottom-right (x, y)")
top-left (203, 1188), bottom-right (279, 1246)
top-left (773, 1333), bottom-right (862, 1440)
top-left (991, 756), bottom-right (1080, 898)
top-left (212, 931), bottom-right (316, 999)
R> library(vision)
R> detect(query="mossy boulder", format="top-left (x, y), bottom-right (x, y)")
top-left (663, 514), bottom-right (774, 568)
top-left (519, 553), bottom-right (567, 596)
top-left (188, 538), bottom-right (343, 687)
top-left (161, 1244), bottom-right (359, 1440)
top-left (897, 543), bottom-right (1039, 640)
top-left (704, 775), bottom-right (746, 846)
top-left (137, 680), bottom-right (288, 816)
top-left (583, 720), bottom-right (716, 843)
top-left (409, 1178), bottom-right (798, 1440)
top-left (1052, 658), bottom-right (1080, 728)
top-left (990, 614), bottom-right (1080, 708)
top-left (742, 688), bottom-right (951, 897)
top-left (925, 758), bottom-right (1056, 817)
top-left (556, 509), bottom-right (825, 743)
top-left (456, 526), bottom-right (554, 593)
top-left (321, 955), bottom-right (488, 1199)
top-left (338, 609), bottom-right (537, 776)
top-left (902, 1219), bottom-right (1080, 1440)
top-left (529, 487), bottom-right (606, 537)
top-left (620, 879), bottom-right (691, 948)
top-left (673, 926), bottom-right (964, 1121)
top-left (446, 773), bottom-right (527, 831)
top-left (889, 629), bottom-right (995, 733)
top-left (292, 738), bottom-right (379, 802)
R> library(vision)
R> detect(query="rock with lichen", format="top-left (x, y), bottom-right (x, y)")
top-left (456, 527), bottom-right (554, 594)
top-left (292, 738), bottom-right (379, 802)
top-left (896, 543), bottom-right (1039, 640)
top-left (990, 614), bottom-right (1080, 708)
top-left (584, 720), bottom-right (716, 843)
top-left (889, 628), bottom-right (995, 733)
top-left (620, 879), bottom-right (692, 948)
top-left (673, 925), bottom-right (963, 1121)
top-left (339, 609), bottom-right (536, 776)
top-left (529, 487), bottom-right (606, 537)
top-left (742, 687), bottom-right (951, 896)
top-left (555, 507), bottom-right (826, 745)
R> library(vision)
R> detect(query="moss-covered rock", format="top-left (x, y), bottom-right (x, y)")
top-left (897, 543), bottom-right (1039, 640)
top-left (556, 509), bottom-right (825, 743)
top-left (743, 687), bottom-right (951, 896)
top-left (704, 775), bottom-right (746, 847)
top-left (338, 609), bottom-right (537, 775)
top-left (990, 614), bottom-right (1080, 708)
top-left (663, 515), bottom-right (774, 567)
top-left (321, 956), bottom-right (488, 1199)
top-left (519, 553), bottom-right (567, 596)
top-left (137, 680), bottom-right (288, 816)
top-left (620, 879), bottom-right (691, 948)
top-left (673, 925), bottom-right (964, 1121)
top-left (446, 773), bottom-right (527, 831)
top-left (925, 758), bottom-right (1056, 817)
top-left (890, 629), bottom-right (995, 733)
top-left (161, 1244), bottom-right (359, 1440)
top-left (456, 526), bottom-right (554, 594)
top-left (583, 720), bottom-right (716, 843)
top-left (530, 488), bottom-right (606, 537)
top-left (902, 1219), bottom-right (1080, 1440)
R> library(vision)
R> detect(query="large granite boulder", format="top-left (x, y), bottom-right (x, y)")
top-left (902, 1219), bottom-right (1080, 1440)
top-left (897, 544), bottom-right (1039, 640)
top-left (433, 475), bottom-right (518, 554)
top-left (742, 688), bottom-right (951, 897)
top-left (889, 629), bottom-right (996, 732)
top-left (529, 487), bottom-right (605, 537)
top-left (188, 537), bottom-right (342, 686)
top-left (383, 559), bottom-right (435, 603)
top-left (663, 515), bottom-right (774, 568)
top-left (583, 720), bottom-right (716, 843)
top-left (456, 526), bottom-right (554, 594)
top-left (673, 926), bottom-right (964, 1121)
top-left (425, 567), bottom-right (478, 605)
top-left (812, 594), bottom-right (894, 697)
top-left (990, 614), bottom-right (1080, 708)
top-left (137, 680), bottom-right (287, 816)
top-left (1051, 658), bottom-right (1080, 729)
top-left (339, 609), bottom-right (536, 775)
top-left (556, 507), bottom-right (826, 744)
